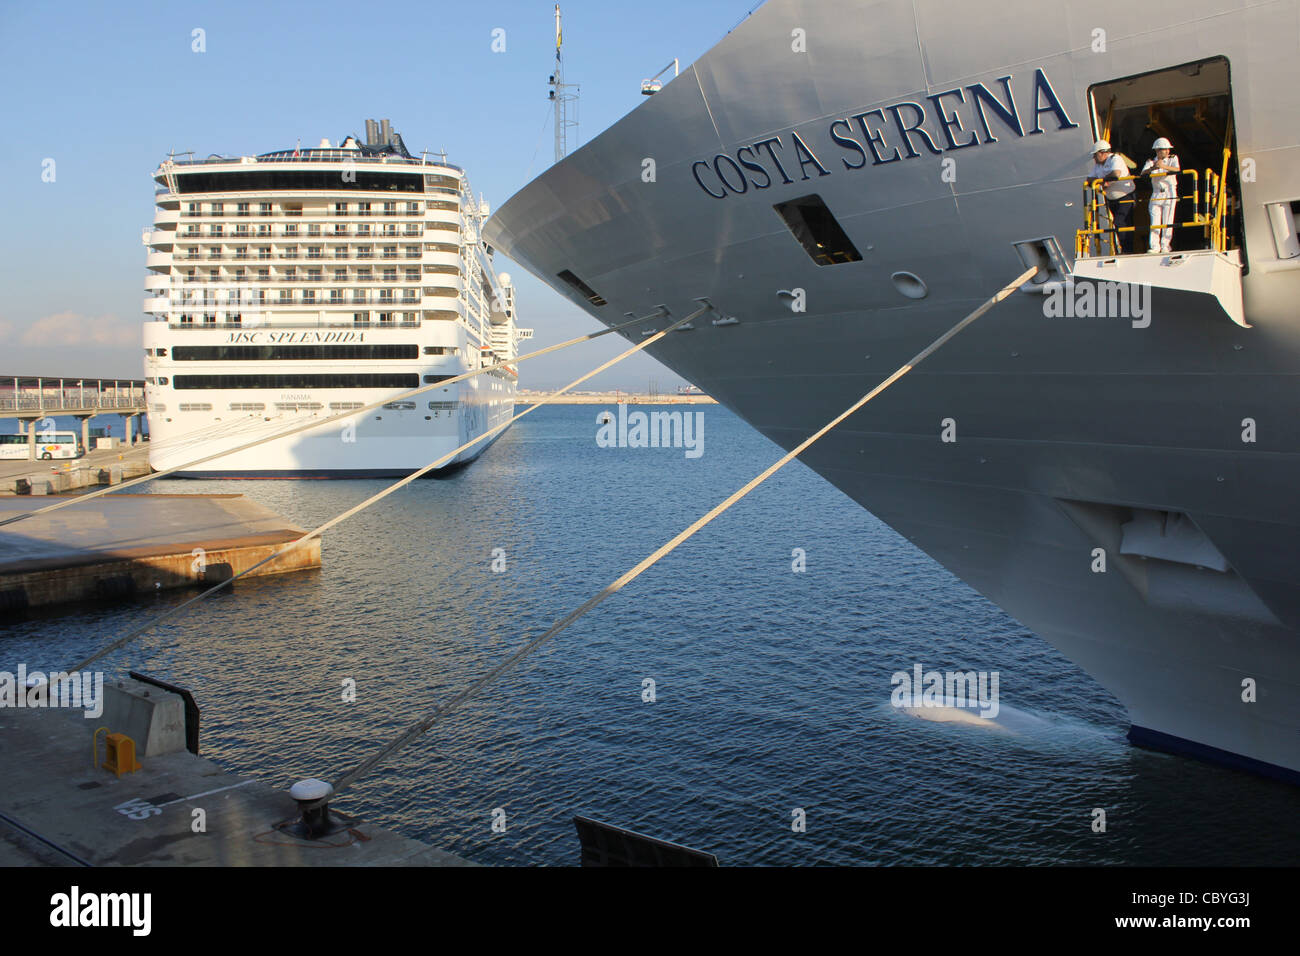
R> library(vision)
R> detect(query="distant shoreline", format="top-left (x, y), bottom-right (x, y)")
top-left (515, 392), bottom-right (717, 405)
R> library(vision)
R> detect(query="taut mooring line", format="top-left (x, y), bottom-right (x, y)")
top-left (68, 306), bottom-right (709, 674)
top-left (1, 310), bottom-right (668, 529)
top-left (329, 266), bottom-right (1039, 797)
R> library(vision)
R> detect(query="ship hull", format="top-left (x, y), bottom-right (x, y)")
top-left (152, 426), bottom-right (508, 479)
top-left (486, 0), bottom-right (1300, 778)
top-left (144, 389), bottom-right (514, 478)
top-left (142, 325), bottom-right (515, 478)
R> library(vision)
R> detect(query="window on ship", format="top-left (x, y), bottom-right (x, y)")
top-left (772, 194), bottom-right (863, 266)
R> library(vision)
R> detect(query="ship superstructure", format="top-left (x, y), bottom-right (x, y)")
top-left (143, 119), bottom-right (526, 477)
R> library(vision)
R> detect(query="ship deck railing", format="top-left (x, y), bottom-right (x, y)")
top-left (173, 253), bottom-right (426, 263)
top-left (1076, 145), bottom-right (1236, 258)
top-left (0, 396), bottom-right (147, 412)
top-left (187, 208), bottom-right (428, 217)
top-left (0, 376), bottom-right (147, 414)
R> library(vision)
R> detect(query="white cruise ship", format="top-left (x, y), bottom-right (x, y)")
top-left (486, 2), bottom-right (1300, 782)
top-left (142, 119), bottom-right (526, 477)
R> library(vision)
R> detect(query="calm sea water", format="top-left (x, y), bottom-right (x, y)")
top-left (4, 404), bottom-right (1298, 865)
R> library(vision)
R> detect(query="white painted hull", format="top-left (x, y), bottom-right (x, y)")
top-left (143, 325), bottom-right (515, 477)
top-left (146, 395), bottom-right (514, 477)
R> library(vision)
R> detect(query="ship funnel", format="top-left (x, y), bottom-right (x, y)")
top-left (365, 119), bottom-right (379, 145)
top-left (380, 119), bottom-right (392, 144)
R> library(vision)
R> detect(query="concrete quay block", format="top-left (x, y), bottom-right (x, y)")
top-left (99, 678), bottom-right (187, 758)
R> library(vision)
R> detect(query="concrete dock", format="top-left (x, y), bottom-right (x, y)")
top-left (0, 678), bottom-right (471, 865)
top-left (1, 444), bottom-right (153, 496)
top-left (0, 494), bottom-right (321, 611)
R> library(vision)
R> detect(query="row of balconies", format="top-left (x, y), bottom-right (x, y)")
top-left (163, 279), bottom-right (443, 293)
top-left (165, 275), bottom-right (430, 287)
top-left (179, 206), bottom-right (428, 218)
top-left (156, 271), bottom-right (460, 289)
top-left (176, 250), bottom-right (426, 262)
top-left (153, 279), bottom-right (462, 296)
top-left (177, 227), bottom-right (437, 241)
top-left (162, 315), bottom-right (427, 330)
top-left (170, 244), bottom-right (438, 259)
top-left (151, 296), bottom-right (438, 309)
top-left (153, 301), bottom-right (466, 321)
top-left (146, 270), bottom-right (458, 291)
top-left (159, 245), bottom-right (462, 262)
top-left (153, 232), bottom-right (459, 247)
top-left (146, 291), bottom-right (434, 312)
top-left (161, 204), bottom-right (460, 225)
top-left (156, 272), bottom-right (460, 290)
top-left (181, 213), bottom-right (454, 226)
top-left (148, 248), bottom-right (460, 270)
top-left (167, 204), bottom-right (458, 220)
top-left (164, 235), bottom-right (461, 248)
top-left (146, 275), bottom-right (464, 301)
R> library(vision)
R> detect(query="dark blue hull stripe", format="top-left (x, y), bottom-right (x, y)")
top-left (170, 469), bottom-right (453, 479)
top-left (171, 457), bottom-right (478, 480)
top-left (1128, 725), bottom-right (1300, 786)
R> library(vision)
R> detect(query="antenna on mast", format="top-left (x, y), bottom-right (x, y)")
top-left (547, 4), bottom-right (579, 163)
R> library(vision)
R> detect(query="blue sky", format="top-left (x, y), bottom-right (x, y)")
top-left (0, 0), bottom-right (759, 388)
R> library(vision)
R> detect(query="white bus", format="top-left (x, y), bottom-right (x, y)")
top-left (0, 432), bottom-right (85, 460)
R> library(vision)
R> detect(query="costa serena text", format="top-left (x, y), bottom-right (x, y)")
top-left (690, 69), bottom-right (1078, 199)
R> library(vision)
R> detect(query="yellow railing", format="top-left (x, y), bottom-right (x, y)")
top-left (1075, 164), bottom-right (1230, 258)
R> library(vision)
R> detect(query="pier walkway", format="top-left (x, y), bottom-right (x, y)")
top-left (1, 376), bottom-right (148, 456)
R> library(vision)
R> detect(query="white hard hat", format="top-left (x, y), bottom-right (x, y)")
top-left (1092, 140), bottom-right (1111, 154)
top-left (1152, 137), bottom-right (1172, 150)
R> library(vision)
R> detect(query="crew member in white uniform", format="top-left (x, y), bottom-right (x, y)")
top-left (1089, 140), bottom-right (1137, 254)
top-left (1141, 137), bottom-right (1180, 253)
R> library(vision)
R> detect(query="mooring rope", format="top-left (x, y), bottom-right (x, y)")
top-left (0, 309), bottom-right (668, 529)
top-left (67, 306), bottom-right (710, 673)
top-left (328, 266), bottom-right (1039, 797)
